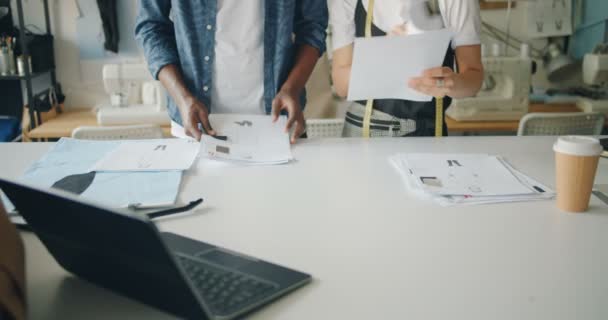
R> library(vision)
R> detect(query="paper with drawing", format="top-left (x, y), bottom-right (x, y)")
top-left (93, 139), bottom-right (200, 172)
top-left (20, 138), bottom-right (182, 208)
top-left (402, 154), bottom-right (536, 196)
top-left (200, 114), bottom-right (292, 165)
top-left (390, 153), bottom-right (555, 206)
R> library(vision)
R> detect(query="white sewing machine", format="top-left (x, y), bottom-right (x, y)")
top-left (577, 52), bottom-right (608, 115)
top-left (97, 64), bottom-right (171, 126)
top-left (446, 54), bottom-right (533, 121)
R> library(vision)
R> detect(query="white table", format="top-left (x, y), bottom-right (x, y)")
top-left (1, 137), bottom-right (607, 320)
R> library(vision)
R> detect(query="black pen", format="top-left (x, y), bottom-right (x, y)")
top-left (212, 135), bottom-right (229, 141)
top-left (143, 198), bottom-right (204, 220)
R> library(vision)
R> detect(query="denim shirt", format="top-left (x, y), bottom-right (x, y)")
top-left (135, 0), bottom-right (328, 126)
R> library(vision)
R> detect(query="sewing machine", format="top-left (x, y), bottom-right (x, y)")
top-left (576, 52), bottom-right (608, 115)
top-left (97, 64), bottom-right (170, 126)
top-left (446, 55), bottom-right (533, 121)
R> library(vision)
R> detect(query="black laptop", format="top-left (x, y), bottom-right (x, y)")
top-left (0, 178), bottom-right (311, 319)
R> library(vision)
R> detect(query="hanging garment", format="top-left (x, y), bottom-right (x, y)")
top-left (96, 0), bottom-right (119, 53)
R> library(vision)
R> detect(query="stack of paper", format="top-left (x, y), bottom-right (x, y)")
top-left (200, 114), bottom-right (293, 165)
top-left (390, 153), bottom-right (555, 206)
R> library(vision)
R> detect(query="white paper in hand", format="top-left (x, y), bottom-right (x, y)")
top-left (200, 114), bottom-right (292, 165)
top-left (347, 29), bottom-right (453, 102)
top-left (93, 139), bottom-right (200, 172)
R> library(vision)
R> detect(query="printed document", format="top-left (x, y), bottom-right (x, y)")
top-left (200, 114), bottom-right (292, 165)
top-left (390, 153), bottom-right (555, 206)
top-left (348, 29), bottom-right (453, 102)
top-left (402, 154), bottom-right (534, 196)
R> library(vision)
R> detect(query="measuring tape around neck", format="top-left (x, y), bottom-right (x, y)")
top-left (362, 0), bottom-right (444, 138)
top-left (435, 97), bottom-right (443, 137)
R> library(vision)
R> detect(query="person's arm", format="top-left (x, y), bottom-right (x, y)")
top-left (135, 0), bottom-right (213, 140)
top-left (0, 204), bottom-right (25, 320)
top-left (158, 65), bottom-right (215, 140)
top-left (408, 45), bottom-right (483, 98)
top-left (331, 44), bottom-right (354, 99)
top-left (328, 0), bottom-right (357, 99)
top-left (272, 0), bottom-right (328, 143)
top-left (272, 45), bottom-right (322, 143)
top-left (409, 0), bottom-right (483, 98)
top-left (135, 0), bottom-right (179, 81)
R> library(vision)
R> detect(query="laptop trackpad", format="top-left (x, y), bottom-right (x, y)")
top-left (197, 249), bottom-right (258, 270)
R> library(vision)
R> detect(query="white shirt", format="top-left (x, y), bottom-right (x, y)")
top-left (329, 0), bottom-right (481, 51)
top-left (211, 0), bottom-right (265, 115)
top-left (172, 0), bottom-right (266, 138)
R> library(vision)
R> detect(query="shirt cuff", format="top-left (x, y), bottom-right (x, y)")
top-left (295, 29), bottom-right (328, 57)
top-left (148, 58), bottom-right (181, 81)
top-left (331, 26), bottom-right (356, 51)
top-left (451, 36), bottom-right (481, 50)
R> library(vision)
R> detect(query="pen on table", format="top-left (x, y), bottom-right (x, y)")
top-left (129, 198), bottom-right (205, 220)
top-left (196, 123), bottom-right (228, 141)
top-left (212, 135), bottom-right (228, 141)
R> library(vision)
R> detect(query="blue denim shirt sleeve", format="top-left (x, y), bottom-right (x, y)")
top-left (294, 0), bottom-right (329, 56)
top-left (134, 0), bottom-right (180, 80)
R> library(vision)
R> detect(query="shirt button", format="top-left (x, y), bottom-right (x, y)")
top-left (203, 86), bottom-right (209, 92)
top-left (204, 56), bottom-right (210, 62)
top-left (206, 25), bottom-right (213, 30)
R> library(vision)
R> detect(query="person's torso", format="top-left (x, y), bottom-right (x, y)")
top-left (353, 0), bottom-right (454, 136)
top-left (166, 0), bottom-right (302, 124)
top-left (211, 0), bottom-right (265, 115)
top-left (357, 0), bottom-right (447, 36)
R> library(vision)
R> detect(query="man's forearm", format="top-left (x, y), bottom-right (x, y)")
top-left (280, 45), bottom-right (321, 96)
top-left (157, 64), bottom-right (196, 109)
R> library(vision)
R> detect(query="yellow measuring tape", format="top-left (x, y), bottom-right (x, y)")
top-left (363, 0), bottom-right (443, 138)
top-left (362, 0), bottom-right (375, 138)
top-left (435, 97), bottom-right (443, 137)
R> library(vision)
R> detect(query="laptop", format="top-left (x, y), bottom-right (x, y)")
top-left (0, 178), bottom-right (311, 319)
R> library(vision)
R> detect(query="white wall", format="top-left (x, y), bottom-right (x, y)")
top-left (14, 0), bottom-right (142, 109)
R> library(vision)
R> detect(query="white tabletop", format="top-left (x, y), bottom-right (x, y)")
top-left (1, 137), bottom-right (607, 320)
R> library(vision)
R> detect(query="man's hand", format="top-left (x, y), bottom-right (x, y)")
top-left (408, 66), bottom-right (456, 98)
top-left (178, 97), bottom-right (216, 141)
top-left (271, 89), bottom-right (306, 144)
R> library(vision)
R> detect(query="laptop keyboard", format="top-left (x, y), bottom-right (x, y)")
top-left (176, 255), bottom-right (278, 316)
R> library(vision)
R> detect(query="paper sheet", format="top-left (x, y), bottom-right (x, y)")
top-left (21, 138), bottom-right (182, 208)
top-left (93, 139), bottom-right (200, 172)
top-left (402, 154), bottom-right (535, 196)
top-left (347, 29), bottom-right (453, 102)
top-left (389, 154), bottom-right (555, 206)
top-left (200, 114), bottom-right (292, 165)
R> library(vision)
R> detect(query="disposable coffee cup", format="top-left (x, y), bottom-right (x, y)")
top-left (553, 136), bottom-right (603, 213)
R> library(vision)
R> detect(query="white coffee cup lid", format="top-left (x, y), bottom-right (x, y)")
top-left (553, 136), bottom-right (603, 156)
